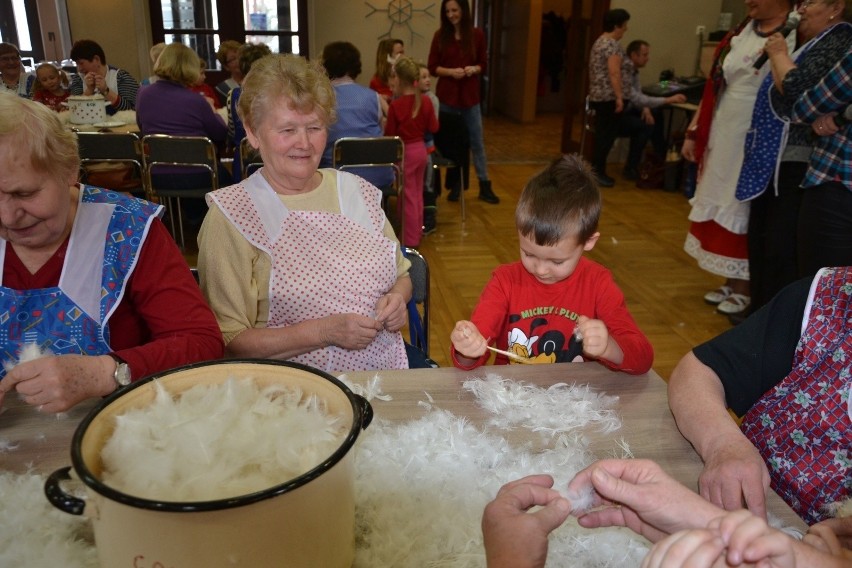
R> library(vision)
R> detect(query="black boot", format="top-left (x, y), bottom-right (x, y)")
top-left (423, 205), bottom-right (437, 235)
top-left (447, 181), bottom-right (461, 202)
top-left (478, 179), bottom-right (499, 204)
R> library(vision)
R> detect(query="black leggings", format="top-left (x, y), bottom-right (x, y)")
top-left (797, 181), bottom-right (852, 277)
top-left (589, 99), bottom-right (621, 175)
top-left (747, 162), bottom-right (807, 311)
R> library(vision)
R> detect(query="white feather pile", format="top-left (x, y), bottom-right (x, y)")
top-left (100, 378), bottom-right (346, 501)
top-left (339, 373), bottom-right (393, 402)
top-left (5, 372), bottom-right (807, 566)
top-left (463, 373), bottom-right (622, 436)
top-left (352, 375), bottom-right (649, 567)
top-left (0, 471), bottom-right (98, 568)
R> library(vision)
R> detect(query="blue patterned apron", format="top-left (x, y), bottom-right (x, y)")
top-left (0, 186), bottom-right (163, 376)
top-left (736, 25), bottom-right (847, 201)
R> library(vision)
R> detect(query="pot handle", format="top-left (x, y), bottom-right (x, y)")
top-left (45, 466), bottom-right (86, 516)
top-left (355, 394), bottom-right (373, 430)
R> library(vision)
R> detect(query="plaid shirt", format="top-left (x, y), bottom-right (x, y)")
top-left (792, 51), bottom-right (851, 189)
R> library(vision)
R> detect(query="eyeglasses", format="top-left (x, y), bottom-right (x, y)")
top-left (798, 0), bottom-right (823, 8)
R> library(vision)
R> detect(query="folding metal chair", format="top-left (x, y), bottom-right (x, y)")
top-left (76, 131), bottom-right (145, 196)
top-left (142, 134), bottom-right (219, 249)
top-left (403, 247), bottom-right (430, 357)
top-left (333, 136), bottom-right (404, 235)
top-left (239, 137), bottom-right (263, 180)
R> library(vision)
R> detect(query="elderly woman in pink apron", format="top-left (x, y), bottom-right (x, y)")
top-left (198, 54), bottom-right (428, 371)
top-left (0, 96), bottom-right (224, 413)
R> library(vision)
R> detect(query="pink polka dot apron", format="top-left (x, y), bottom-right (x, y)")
top-left (741, 267), bottom-right (852, 523)
top-left (0, 187), bottom-right (163, 376)
top-left (209, 170), bottom-right (408, 372)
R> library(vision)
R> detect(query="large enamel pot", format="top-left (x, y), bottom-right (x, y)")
top-left (45, 359), bottom-right (373, 567)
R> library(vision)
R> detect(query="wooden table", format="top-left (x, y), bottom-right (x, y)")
top-left (0, 362), bottom-right (806, 531)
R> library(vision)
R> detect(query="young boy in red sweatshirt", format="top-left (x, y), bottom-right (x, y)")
top-left (450, 154), bottom-right (653, 374)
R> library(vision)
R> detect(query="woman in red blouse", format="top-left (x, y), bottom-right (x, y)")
top-left (0, 96), bottom-right (224, 413)
top-left (427, 0), bottom-right (499, 204)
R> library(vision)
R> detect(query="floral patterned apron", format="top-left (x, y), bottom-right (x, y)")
top-left (741, 266), bottom-right (852, 523)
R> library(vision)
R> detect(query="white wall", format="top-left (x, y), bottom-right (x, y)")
top-left (612, 0), bottom-right (723, 81)
top-left (58, 0), bottom-right (725, 109)
top-left (65, 0), bottom-right (151, 79)
top-left (35, 0), bottom-right (72, 63)
top-left (309, 0), bottom-right (440, 86)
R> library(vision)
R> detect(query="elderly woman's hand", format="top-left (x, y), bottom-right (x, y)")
top-left (812, 113), bottom-right (840, 137)
top-left (762, 32), bottom-right (790, 60)
top-left (0, 355), bottom-right (116, 413)
top-left (319, 314), bottom-right (384, 351)
top-left (375, 291), bottom-right (408, 332)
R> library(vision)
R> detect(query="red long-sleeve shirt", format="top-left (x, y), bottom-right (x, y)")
top-left (385, 94), bottom-right (439, 143)
top-left (427, 27), bottom-right (488, 109)
top-left (452, 258), bottom-right (653, 375)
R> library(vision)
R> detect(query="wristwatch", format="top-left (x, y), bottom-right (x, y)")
top-left (109, 354), bottom-right (132, 388)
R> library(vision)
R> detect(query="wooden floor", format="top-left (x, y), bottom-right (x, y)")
top-left (415, 112), bottom-right (731, 378)
top-left (184, 112), bottom-right (732, 379)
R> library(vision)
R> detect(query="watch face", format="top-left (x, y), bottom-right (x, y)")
top-left (115, 363), bottom-right (132, 386)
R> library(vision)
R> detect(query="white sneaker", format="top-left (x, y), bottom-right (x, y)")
top-left (704, 286), bottom-right (733, 305)
top-left (717, 294), bottom-right (750, 315)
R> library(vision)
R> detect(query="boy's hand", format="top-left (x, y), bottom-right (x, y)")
top-left (576, 316), bottom-right (625, 366)
top-left (451, 320), bottom-right (487, 359)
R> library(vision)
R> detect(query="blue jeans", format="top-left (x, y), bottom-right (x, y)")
top-left (440, 103), bottom-right (489, 182)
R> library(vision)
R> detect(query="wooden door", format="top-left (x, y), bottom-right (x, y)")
top-left (561, 0), bottom-right (609, 156)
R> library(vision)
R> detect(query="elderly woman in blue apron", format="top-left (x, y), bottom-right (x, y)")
top-left (0, 96), bottom-right (224, 413)
top-left (198, 54), bottom-right (429, 372)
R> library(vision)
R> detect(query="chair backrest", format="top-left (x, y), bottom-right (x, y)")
top-left (142, 134), bottom-right (219, 196)
top-left (239, 137), bottom-right (263, 179)
top-left (77, 131), bottom-right (143, 165)
top-left (334, 136), bottom-right (405, 234)
top-left (333, 136), bottom-right (403, 166)
top-left (76, 131), bottom-right (145, 193)
top-left (332, 136), bottom-right (404, 191)
top-left (403, 247), bottom-right (430, 357)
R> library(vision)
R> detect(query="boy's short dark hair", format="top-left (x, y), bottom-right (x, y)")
top-left (603, 9), bottom-right (630, 32)
top-left (70, 39), bottom-right (106, 64)
top-left (322, 41), bottom-right (362, 80)
top-left (515, 154), bottom-right (601, 246)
